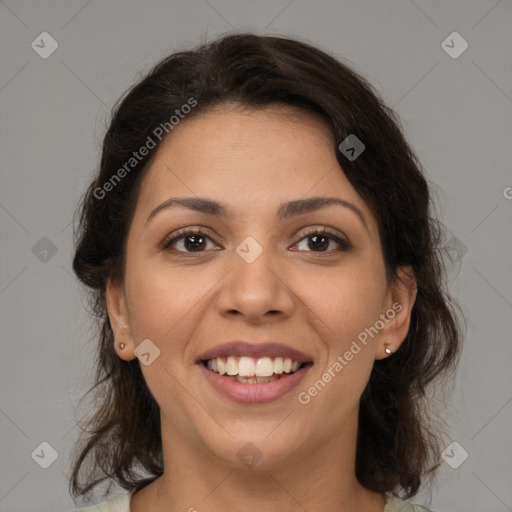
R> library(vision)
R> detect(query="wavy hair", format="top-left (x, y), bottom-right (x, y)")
top-left (69, 32), bottom-right (464, 502)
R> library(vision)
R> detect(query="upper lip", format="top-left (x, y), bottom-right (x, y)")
top-left (196, 341), bottom-right (313, 363)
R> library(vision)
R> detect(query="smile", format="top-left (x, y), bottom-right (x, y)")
top-left (205, 355), bottom-right (303, 379)
top-left (198, 357), bottom-right (314, 404)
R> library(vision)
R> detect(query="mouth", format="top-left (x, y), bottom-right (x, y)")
top-left (195, 341), bottom-right (314, 404)
top-left (200, 356), bottom-right (313, 383)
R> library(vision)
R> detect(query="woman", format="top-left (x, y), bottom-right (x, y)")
top-left (69, 33), bottom-right (463, 512)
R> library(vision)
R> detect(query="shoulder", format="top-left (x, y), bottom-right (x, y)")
top-left (71, 492), bottom-right (131, 512)
top-left (385, 496), bottom-right (436, 512)
top-left (71, 491), bottom-right (435, 512)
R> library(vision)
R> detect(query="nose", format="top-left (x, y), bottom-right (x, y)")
top-left (216, 242), bottom-right (296, 324)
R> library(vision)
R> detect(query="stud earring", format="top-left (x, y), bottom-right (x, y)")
top-left (384, 342), bottom-right (392, 356)
top-left (119, 343), bottom-right (126, 349)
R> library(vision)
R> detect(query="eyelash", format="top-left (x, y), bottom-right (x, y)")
top-left (161, 227), bottom-right (351, 256)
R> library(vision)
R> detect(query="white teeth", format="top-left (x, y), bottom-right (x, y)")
top-left (206, 359), bottom-right (219, 372)
top-left (226, 356), bottom-right (237, 376)
top-left (273, 357), bottom-right (284, 374)
top-left (256, 357), bottom-right (274, 377)
top-left (238, 356), bottom-right (256, 377)
top-left (205, 355), bottom-right (304, 377)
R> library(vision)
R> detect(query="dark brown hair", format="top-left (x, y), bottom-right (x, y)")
top-left (70, 32), bottom-right (464, 502)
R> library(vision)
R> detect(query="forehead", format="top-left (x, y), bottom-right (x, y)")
top-left (134, 106), bottom-right (375, 230)
top-left (153, 104), bottom-right (336, 166)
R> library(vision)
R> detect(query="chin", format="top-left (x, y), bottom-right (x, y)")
top-left (202, 428), bottom-right (306, 470)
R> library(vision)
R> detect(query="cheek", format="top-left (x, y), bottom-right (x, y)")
top-left (300, 265), bottom-right (386, 344)
top-left (123, 261), bottom-right (208, 427)
top-left (123, 257), bottom-right (199, 343)
top-left (123, 257), bottom-right (228, 374)
top-left (301, 273), bottom-right (382, 413)
top-left (310, 267), bottom-right (385, 407)
top-left (296, 266), bottom-right (385, 410)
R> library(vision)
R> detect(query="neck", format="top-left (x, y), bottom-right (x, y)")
top-left (130, 408), bottom-right (386, 512)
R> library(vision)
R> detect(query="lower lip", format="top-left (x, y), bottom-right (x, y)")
top-left (197, 362), bottom-right (312, 404)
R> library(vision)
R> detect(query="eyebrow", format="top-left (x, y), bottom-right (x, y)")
top-left (146, 196), bottom-right (369, 232)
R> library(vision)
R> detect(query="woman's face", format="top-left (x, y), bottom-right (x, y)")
top-left (107, 105), bottom-right (415, 469)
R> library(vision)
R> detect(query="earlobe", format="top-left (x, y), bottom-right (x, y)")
top-left (105, 279), bottom-right (136, 361)
top-left (376, 266), bottom-right (418, 360)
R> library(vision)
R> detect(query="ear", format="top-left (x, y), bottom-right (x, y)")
top-left (105, 279), bottom-right (137, 361)
top-left (374, 266), bottom-right (418, 360)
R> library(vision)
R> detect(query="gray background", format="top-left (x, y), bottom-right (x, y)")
top-left (1, 1), bottom-right (511, 511)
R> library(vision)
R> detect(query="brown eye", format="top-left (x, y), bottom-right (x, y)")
top-left (163, 230), bottom-right (217, 253)
top-left (293, 229), bottom-right (351, 253)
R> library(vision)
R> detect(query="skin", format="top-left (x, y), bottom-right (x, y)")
top-left (106, 105), bottom-right (417, 512)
